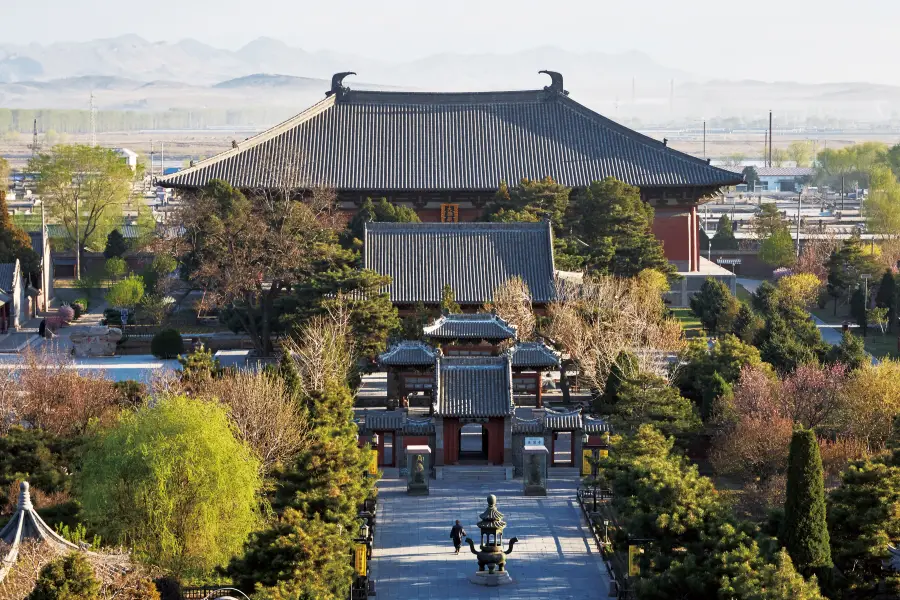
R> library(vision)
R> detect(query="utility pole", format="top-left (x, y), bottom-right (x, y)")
top-left (840, 176), bottom-right (844, 212)
top-left (75, 193), bottom-right (80, 281)
top-left (90, 92), bottom-right (96, 147)
top-left (796, 189), bottom-right (802, 258)
top-left (703, 120), bottom-right (706, 158)
top-left (763, 129), bottom-right (768, 166)
top-left (768, 110), bottom-right (773, 167)
top-left (161, 141), bottom-right (165, 176)
top-left (30, 119), bottom-right (38, 158)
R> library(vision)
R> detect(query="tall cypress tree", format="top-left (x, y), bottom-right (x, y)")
top-left (782, 429), bottom-right (832, 580)
top-left (875, 270), bottom-right (897, 333)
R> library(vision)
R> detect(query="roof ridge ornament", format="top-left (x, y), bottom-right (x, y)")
top-left (539, 70), bottom-right (568, 96)
top-left (327, 71), bottom-right (356, 99)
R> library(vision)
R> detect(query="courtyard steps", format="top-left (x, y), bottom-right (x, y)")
top-left (436, 465), bottom-right (513, 482)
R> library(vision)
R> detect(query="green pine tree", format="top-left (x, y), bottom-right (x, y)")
top-left (103, 228), bottom-right (129, 258)
top-left (226, 510), bottom-right (354, 599)
top-left (570, 177), bottom-right (675, 277)
top-left (782, 429), bottom-right (832, 579)
top-left (28, 553), bottom-right (101, 600)
top-left (596, 350), bottom-right (638, 411)
top-left (711, 214), bottom-right (739, 250)
top-left (274, 382), bottom-right (375, 527)
top-left (825, 330), bottom-right (868, 371)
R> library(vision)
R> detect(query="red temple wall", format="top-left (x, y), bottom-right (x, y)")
top-left (651, 207), bottom-right (698, 271)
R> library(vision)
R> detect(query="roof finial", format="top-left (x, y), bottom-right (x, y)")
top-left (18, 481), bottom-right (33, 511)
top-left (539, 70), bottom-right (567, 96)
top-left (327, 72), bottom-right (356, 98)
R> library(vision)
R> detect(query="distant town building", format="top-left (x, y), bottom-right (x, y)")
top-left (730, 167), bottom-right (814, 193)
top-left (114, 148), bottom-right (139, 171)
top-left (159, 72), bottom-right (742, 275)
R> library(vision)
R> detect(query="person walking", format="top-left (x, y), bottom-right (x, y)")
top-left (450, 520), bottom-right (467, 554)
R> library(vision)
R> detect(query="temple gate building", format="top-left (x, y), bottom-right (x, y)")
top-left (159, 71), bottom-right (743, 280)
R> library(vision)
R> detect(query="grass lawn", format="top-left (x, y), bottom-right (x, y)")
top-left (671, 307), bottom-right (704, 338)
top-left (861, 332), bottom-right (900, 361)
top-left (810, 303), bottom-right (848, 325)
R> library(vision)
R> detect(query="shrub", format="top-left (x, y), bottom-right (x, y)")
top-left (106, 274), bottom-right (145, 309)
top-left (104, 257), bottom-right (127, 282)
top-left (58, 305), bottom-right (74, 323)
top-left (28, 552), bottom-right (100, 600)
top-left (71, 298), bottom-right (88, 320)
top-left (151, 329), bottom-right (184, 359)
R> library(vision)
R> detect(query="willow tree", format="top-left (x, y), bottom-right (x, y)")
top-left (79, 395), bottom-right (263, 577)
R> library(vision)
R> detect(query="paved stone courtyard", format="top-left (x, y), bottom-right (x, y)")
top-left (371, 477), bottom-right (610, 599)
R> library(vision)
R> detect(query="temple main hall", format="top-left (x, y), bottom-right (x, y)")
top-left (159, 71), bottom-right (742, 275)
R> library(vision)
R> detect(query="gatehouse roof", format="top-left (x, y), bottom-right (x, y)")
top-left (379, 341), bottom-right (440, 366)
top-left (434, 355), bottom-right (515, 418)
top-left (507, 341), bottom-right (561, 368)
top-left (364, 222), bottom-right (556, 305)
top-left (159, 74), bottom-right (742, 191)
top-left (424, 313), bottom-right (517, 341)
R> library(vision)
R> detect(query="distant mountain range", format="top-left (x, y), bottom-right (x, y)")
top-left (0, 36), bottom-right (898, 126)
top-left (0, 35), bottom-right (688, 89)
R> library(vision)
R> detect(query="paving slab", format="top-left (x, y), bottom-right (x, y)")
top-left (371, 477), bottom-right (610, 599)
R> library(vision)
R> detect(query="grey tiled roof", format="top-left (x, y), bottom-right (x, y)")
top-left (361, 411), bottom-right (436, 435)
top-left (363, 411), bottom-right (404, 431)
top-left (364, 222), bottom-right (556, 305)
top-left (543, 408), bottom-right (583, 431)
top-left (424, 313), bottom-right (517, 340)
top-left (160, 86), bottom-right (742, 191)
top-left (512, 417), bottom-right (543, 434)
top-left (47, 224), bottom-right (141, 240)
top-left (725, 166), bottom-right (813, 177)
top-left (434, 356), bottom-right (515, 418)
top-left (508, 341), bottom-right (560, 368)
top-left (403, 418), bottom-right (436, 435)
top-left (583, 416), bottom-right (612, 434)
top-left (379, 341), bottom-right (439, 366)
top-left (0, 263), bottom-right (17, 292)
top-left (28, 231), bottom-right (43, 256)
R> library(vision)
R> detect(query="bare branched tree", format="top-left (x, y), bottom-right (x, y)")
top-left (177, 151), bottom-right (340, 355)
top-left (283, 296), bottom-right (356, 397)
top-left (547, 272), bottom-right (684, 391)
top-left (16, 348), bottom-right (120, 436)
top-left (193, 371), bottom-right (310, 473)
top-left (795, 232), bottom-right (840, 282)
top-left (485, 276), bottom-right (535, 341)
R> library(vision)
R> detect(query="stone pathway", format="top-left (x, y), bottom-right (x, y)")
top-left (371, 477), bottom-right (610, 599)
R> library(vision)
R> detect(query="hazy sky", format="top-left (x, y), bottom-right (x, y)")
top-left (5, 0), bottom-right (898, 84)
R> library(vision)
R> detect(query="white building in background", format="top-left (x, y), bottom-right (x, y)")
top-left (115, 148), bottom-right (139, 171)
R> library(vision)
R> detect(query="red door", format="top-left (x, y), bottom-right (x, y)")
top-left (486, 418), bottom-right (505, 465)
top-left (443, 419), bottom-right (461, 465)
